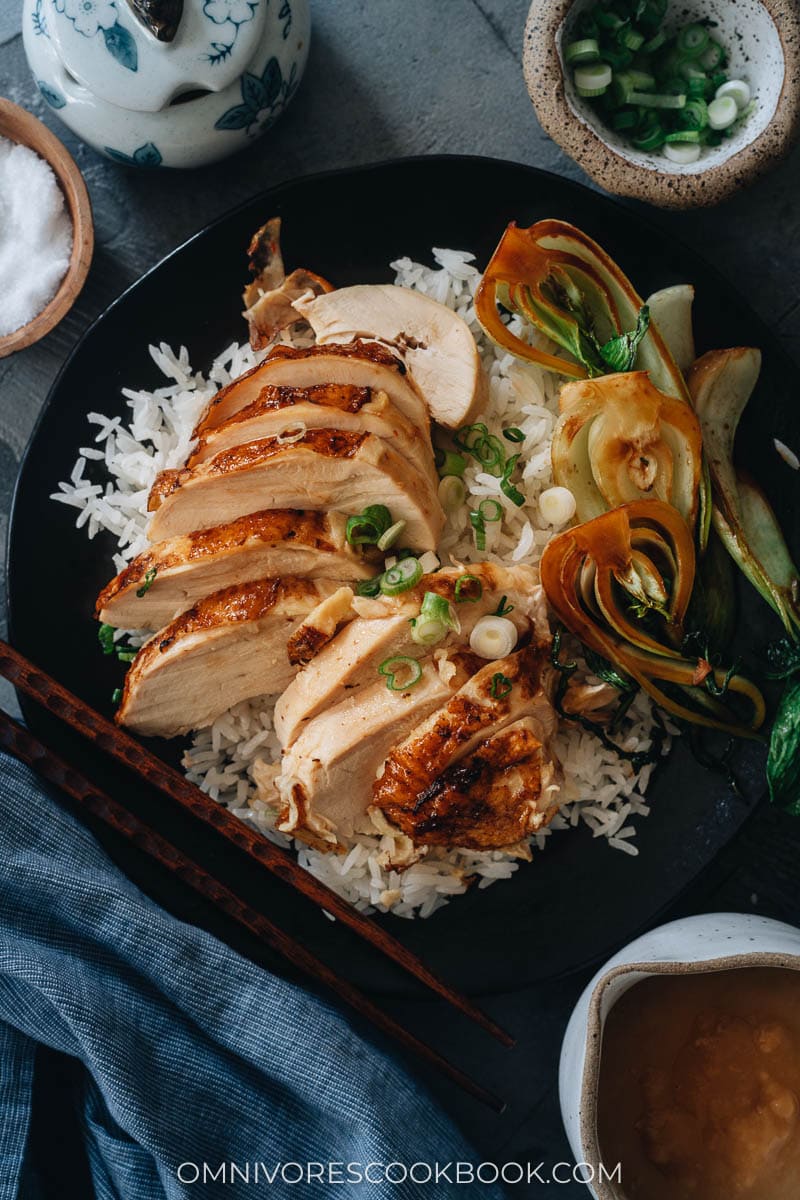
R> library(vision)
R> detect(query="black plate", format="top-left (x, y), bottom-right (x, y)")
top-left (10, 157), bottom-right (797, 997)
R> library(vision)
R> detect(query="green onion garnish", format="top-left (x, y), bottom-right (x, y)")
top-left (135, 566), bottom-right (157, 597)
top-left (98, 623), bottom-right (115, 655)
top-left (494, 595), bottom-right (515, 617)
top-left (490, 672), bottom-right (513, 699)
top-left (500, 455), bottom-right (525, 507)
top-left (478, 498), bottom-right (503, 523)
top-left (454, 574), bottom-right (483, 603)
top-left (356, 575), bottom-right (382, 597)
top-left (345, 504), bottom-right (392, 546)
top-left (502, 427), bottom-right (525, 444)
top-left (470, 510), bottom-right (486, 551)
top-left (111, 688), bottom-right (123, 705)
top-left (438, 475), bottom-right (466, 514)
top-left (380, 556), bottom-right (423, 596)
top-left (410, 591), bottom-right (460, 646)
top-left (378, 656), bottom-right (423, 692)
top-left (116, 649), bottom-right (137, 663)
top-left (437, 450), bottom-right (467, 478)
top-left (376, 520), bottom-right (406, 552)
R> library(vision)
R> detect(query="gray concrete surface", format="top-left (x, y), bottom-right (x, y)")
top-left (2, 2), bottom-right (800, 1195)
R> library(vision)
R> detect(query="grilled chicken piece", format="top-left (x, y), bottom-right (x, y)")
top-left (96, 511), bottom-right (373, 630)
top-left (373, 717), bottom-right (561, 850)
top-left (274, 563), bottom-right (548, 747)
top-left (242, 217), bottom-right (333, 350)
top-left (187, 383), bottom-right (437, 490)
top-left (271, 653), bottom-right (478, 845)
top-left (286, 586), bottom-right (354, 667)
top-left (195, 342), bottom-right (430, 438)
top-left (147, 430), bottom-right (445, 549)
top-left (116, 577), bottom-right (337, 738)
top-left (371, 645), bottom-right (559, 848)
top-left (294, 284), bottom-right (488, 429)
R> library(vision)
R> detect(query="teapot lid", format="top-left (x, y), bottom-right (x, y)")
top-left (49, 0), bottom-right (267, 113)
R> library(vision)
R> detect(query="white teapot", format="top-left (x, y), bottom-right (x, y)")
top-left (22, 0), bottom-right (309, 167)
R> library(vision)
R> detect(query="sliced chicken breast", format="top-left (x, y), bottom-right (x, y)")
top-left (274, 563), bottom-right (547, 746)
top-left (195, 342), bottom-right (430, 437)
top-left (187, 382), bottom-right (437, 490)
top-left (372, 717), bottom-right (561, 850)
top-left (147, 430), bottom-right (445, 550)
top-left (370, 645), bottom-right (559, 846)
top-left (294, 284), bottom-right (488, 428)
top-left (116, 577), bottom-right (337, 738)
top-left (96, 511), bottom-right (374, 630)
top-left (272, 653), bottom-right (478, 845)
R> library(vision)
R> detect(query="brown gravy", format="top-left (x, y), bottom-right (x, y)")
top-left (597, 968), bottom-right (800, 1200)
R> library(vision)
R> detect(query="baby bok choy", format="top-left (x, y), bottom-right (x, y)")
top-left (539, 498), bottom-right (766, 739)
top-left (689, 348), bottom-right (800, 639)
top-left (551, 370), bottom-right (704, 529)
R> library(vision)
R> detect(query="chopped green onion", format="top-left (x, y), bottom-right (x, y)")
top-left (98, 623), bottom-right (115, 655)
top-left (111, 688), bottom-right (123, 705)
top-left (470, 510), bottom-right (486, 551)
top-left (494, 595), bottom-right (515, 617)
top-left (116, 649), bottom-right (137, 663)
top-left (708, 94), bottom-right (738, 130)
top-left (599, 46), bottom-right (633, 70)
top-left (715, 79), bottom-right (751, 111)
top-left (612, 109), bottom-right (638, 131)
top-left (454, 574), bottom-right (483, 603)
top-left (437, 449), bottom-right (466, 478)
top-left (136, 566), bottom-right (157, 597)
top-left (619, 27), bottom-right (645, 52)
top-left (500, 454), bottom-right (525, 507)
top-left (677, 23), bottom-right (710, 59)
top-left (632, 123), bottom-right (666, 151)
top-left (355, 576), bottom-right (382, 597)
top-left (410, 591), bottom-right (460, 646)
top-left (665, 128), bottom-right (702, 143)
top-left (378, 655), bottom-right (423, 691)
top-left (438, 475), bottom-right (466, 513)
top-left (478, 498), bottom-right (503, 522)
top-left (380, 556), bottom-right (423, 596)
top-left (345, 504), bottom-right (392, 546)
top-left (642, 30), bottom-right (666, 53)
top-left (699, 39), bottom-right (724, 71)
top-left (376, 520), bottom-right (406, 552)
top-left (630, 91), bottom-right (686, 108)
top-left (596, 9), bottom-right (625, 31)
top-left (469, 615), bottom-right (519, 660)
top-left (679, 60), bottom-right (707, 84)
top-left (575, 62), bottom-right (613, 92)
top-left (490, 672), bottom-right (513, 699)
top-left (679, 97), bottom-right (708, 130)
top-left (502, 427), bottom-right (526, 443)
top-left (663, 141), bottom-right (702, 164)
top-left (565, 37), bottom-right (600, 65)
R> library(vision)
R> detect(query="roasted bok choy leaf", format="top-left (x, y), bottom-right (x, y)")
top-left (540, 498), bottom-right (766, 738)
top-left (551, 370), bottom-right (703, 528)
top-left (689, 347), bottom-right (800, 639)
top-left (474, 220), bottom-right (688, 400)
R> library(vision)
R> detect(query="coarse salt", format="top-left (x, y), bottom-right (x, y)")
top-left (0, 136), bottom-right (73, 337)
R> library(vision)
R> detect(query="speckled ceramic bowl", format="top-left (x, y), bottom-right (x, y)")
top-left (524, 0), bottom-right (800, 207)
top-left (559, 913), bottom-right (800, 1199)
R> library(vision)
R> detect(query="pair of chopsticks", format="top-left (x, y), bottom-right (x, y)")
top-left (0, 639), bottom-right (511, 1111)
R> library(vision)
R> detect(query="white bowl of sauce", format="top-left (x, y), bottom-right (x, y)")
top-left (560, 913), bottom-right (800, 1200)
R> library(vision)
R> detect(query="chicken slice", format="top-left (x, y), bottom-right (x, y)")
top-left (195, 341), bottom-right (430, 438)
top-left (187, 383), bottom-right (437, 490)
top-left (294, 284), bottom-right (488, 428)
top-left (242, 216), bottom-right (333, 350)
top-left (286, 586), bottom-right (354, 667)
top-left (274, 563), bottom-right (547, 746)
top-left (370, 644), bottom-right (558, 841)
top-left (371, 717), bottom-right (561, 851)
top-left (116, 577), bottom-right (337, 738)
top-left (96, 511), bottom-right (374, 630)
top-left (270, 652), bottom-right (478, 845)
top-left (147, 430), bottom-right (445, 550)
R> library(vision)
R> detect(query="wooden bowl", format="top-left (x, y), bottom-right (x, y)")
top-left (524, 0), bottom-right (800, 209)
top-left (0, 100), bottom-right (93, 357)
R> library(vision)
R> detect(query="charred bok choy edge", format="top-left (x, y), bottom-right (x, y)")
top-left (474, 219), bottom-right (711, 543)
top-left (539, 498), bottom-right (766, 739)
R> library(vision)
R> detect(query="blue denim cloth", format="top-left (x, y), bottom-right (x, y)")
top-left (0, 754), bottom-right (499, 1199)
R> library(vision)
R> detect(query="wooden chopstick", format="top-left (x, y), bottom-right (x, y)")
top-left (0, 639), bottom-right (513, 1048)
top-left (0, 709), bottom-right (505, 1112)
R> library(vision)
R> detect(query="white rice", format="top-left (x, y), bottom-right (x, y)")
top-left (51, 247), bottom-right (671, 919)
